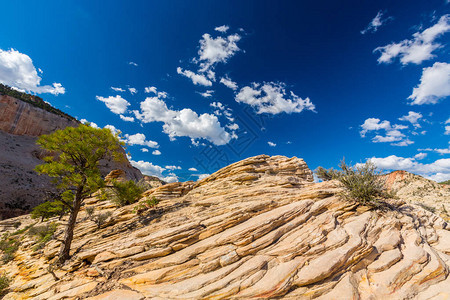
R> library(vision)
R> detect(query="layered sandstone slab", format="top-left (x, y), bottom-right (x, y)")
top-left (0, 155), bottom-right (449, 299)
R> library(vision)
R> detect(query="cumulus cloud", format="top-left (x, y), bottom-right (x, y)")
top-left (220, 75), bottom-right (238, 90)
top-left (414, 152), bottom-right (427, 160)
top-left (367, 155), bottom-right (450, 182)
top-left (235, 82), bottom-right (315, 115)
top-left (215, 25), bottom-right (230, 33)
top-left (408, 62), bottom-right (450, 105)
top-left (361, 11), bottom-right (392, 34)
top-left (197, 32), bottom-right (241, 72)
top-left (188, 167), bottom-right (198, 172)
top-left (128, 87), bottom-right (137, 95)
top-left (119, 115), bottom-right (135, 122)
top-left (152, 150), bottom-right (161, 155)
top-left (445, 118), bottom-right (450, 135)
top-left (0, 48), bottom-right (65, 95)
top-left (197, 174), bottom-right (210, 180)
top-left (124, 133), bottom-right (159, 148)
top-left (80, 119), bottom-right (99, 129)
top-left (198, 90), bottom-right (214, 98)
top-left (130, 159), bottom-right (165, 177)
top-left (134, 93), bottom-right (231, 145)
top-left (177, 67), bottom-right (212, 86)
top-left (140, 148), bottom-right (149, 152)
top-left (374, 14), bottom-right (450, 65)
top-left (268, 141), bottom-right (276, 147)
top-left (162, 173), bottom-right (179, 183)
top-left (165, 165), bottom-right (181, 170)
top-left (111, 87), bottom-right (125, 92)
top-left (360, 118), bottom-right (412, 146)
top-left (398, 111), bottom-right (423, 128)
top-left (96, 95), bottom-right (130, 114)
top-left (144, 86), bottom-right (157, 94)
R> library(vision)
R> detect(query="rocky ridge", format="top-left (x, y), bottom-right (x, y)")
top-left (0, 155), bottom-right (449, 299)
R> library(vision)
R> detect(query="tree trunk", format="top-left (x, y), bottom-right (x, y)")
top-left (58, 184), bottom-right (84, 264)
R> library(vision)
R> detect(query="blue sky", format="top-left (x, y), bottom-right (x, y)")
top-left (1, 0), bottom-right (449, 182)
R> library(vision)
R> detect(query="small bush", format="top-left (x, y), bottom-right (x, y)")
top-left (31, 200), bottom-right (68, 221)
top-left (133, 196), bottom-right (160, 214)
top-left (416, 203), bottom-right (436, 214)
top-left (315, 166), bottom-right (341, 181)
top-left (0, 273), bottom-right (11, 295)
top-left (92, 211), bottom-right (113, 229)
top-left (85, 206), bottom-right (95, 219)
top-left (317, 160), bottom-right (392, 207)
top-left (0, 236), bottom-right (19, 263)
top-left (28, 223), bottom-right (57, 251)
top-left (107, 180), bottom-right (144, 207)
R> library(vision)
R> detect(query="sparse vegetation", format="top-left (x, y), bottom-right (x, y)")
top-left (31, 198), bottom-right (69, 222)
top-left (28, 223), bottom-right (57, 251)
top-left (416, 203), bottom-right (437, 214)
top-left (0, 235), bottom-right (19, 264)
top-left (439, 180), bottom-right (450, 185)
top-left (91, 211), bottom-right (113, 229)
top-left (0, 273), bottom-right (11, 295)
top-left (133, 196), bottom-right (160, 214)
top-left (315, 166), bottom-right (340, 181)
top-left (106, 180), bottom-right (145, 207)
top-left (316, 160), bottom-right (392, 207)
top-left (85, 206), bottom-right (95, 219)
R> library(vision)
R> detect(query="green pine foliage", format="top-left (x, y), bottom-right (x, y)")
top-left (106, 180), bottom-right (145, 207)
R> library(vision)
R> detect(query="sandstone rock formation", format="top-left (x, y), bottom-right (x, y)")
top-left (0, 155), bottom-right (449, 299)
top-left (0, 93), bottom-right (143, 219)
top-left (383, 170), bottom-right (450, 219)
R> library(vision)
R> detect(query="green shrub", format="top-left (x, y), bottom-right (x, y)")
top-left (317, 160), bottom-right (392, 207)
top-left (133, 196), bottom-right (160, 214)
top-left (416, 203), bottom-right (436, 214)
top-left (31, 199), bottom-right (68, 222)
top-left (92, 211), bottom-right (113, 229)
top-left (85, 206), bottom-right (95, 219)
top-left (107, 180), bottom-right (144, 207)
top-left (0, 273), bottom-right (11, 295)
top-left (315, 166), bottom-right (341, 181)
top-left (0, 236), bottom-right (19, 263)
top-left (28, 223), bottom-right (57, 251)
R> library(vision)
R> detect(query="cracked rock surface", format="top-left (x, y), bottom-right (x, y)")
top-left (0, 155), bottom-right (449, 299)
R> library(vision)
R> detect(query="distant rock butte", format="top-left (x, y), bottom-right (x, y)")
top-left (0, 94), bottom-right (143, 219)
top-left (0, 155), bottom-right (449, 299)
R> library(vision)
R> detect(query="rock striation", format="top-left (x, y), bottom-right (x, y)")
top-left (0, 155), bottom-right (449, 299)
top-left (0, 93), bottom-right (143, 220)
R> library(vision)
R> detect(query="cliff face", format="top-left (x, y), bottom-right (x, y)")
top-left (0, 95), bottom-right (79, 136)
top-left (0, 93), bottom-right (143, 220)
top-left (0, 155), bottom-right (449, 299)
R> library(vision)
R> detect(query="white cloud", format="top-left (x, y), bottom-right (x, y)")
top-left (144, 86), bottom-right (157, 94)
top-left (197, 32), bottom-right (241, 72)
top-left (130, 159), bottom-right (165, 177)
top-left (134, 94), bottom-right (231, 145)
top-left (361, 11), bottom-right (392, 34)
top-left (80, 119), bottom-right (99, 129)
top-left (111, 87), bottom-right (125, 92)
top-left (408, 62), bottom-right (450, 105)
top-left (220, 76), bottom-right (238, 90)
top-left (235, 82), bottom-right (315, 115)
top-left (414, 152), bottom-right (427, 160)
top-left (104, 124), bottom-right (119, 136)
top-left (128, 61), bottom-right (138, 67)
top-left (374, 14), bottom-right (450, 65)
top-left (226, 123), bottom-right (239, 130)
top-left (128, 87), bottom-right (137, 95)
top-left (141, 148), bottom-right (149, 152)
top-left (367, 155), bottom-right (450, 182)
top-left (165, 165), bottom-right (181, 170)
top-left (360, 117), bottom-right (413, 146)
top-left (188, 167), bottom-right (198, 172)
top-left (162, 173), bottom-right (179, 183)
top-left (197, 174), bottom-right (210, 180)
top-left (152, 150), bottom-right (161, 155)
top-left (119, 115), bottom-right (135, 122)
top-left (0, 48), bottom-right (65, 95)
top-left (445, 119), bottom-right (450, 135)
top-left (268, 141), bottom-right (276, 147)
top-left (124, 133), bottom-right (159, 148)
top-left (215, 25), bottom-right (230, 33)
top-left (96, 95), bottom-right (130, 114)
top-left (198, 90), bottom-right (214, 98)
top-left (177, 67), bottom-right (212, 86)
top-left (398, 111), bottom-right (423, 128)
